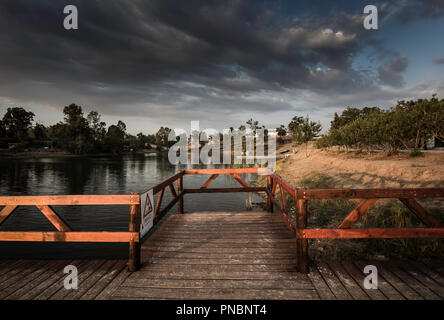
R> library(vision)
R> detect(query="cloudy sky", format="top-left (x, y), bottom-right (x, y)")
top-left (0, 0), bottom-right (443, 134)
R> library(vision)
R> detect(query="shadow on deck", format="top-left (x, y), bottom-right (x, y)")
top-left (1, 211), bottom-right (444, 299)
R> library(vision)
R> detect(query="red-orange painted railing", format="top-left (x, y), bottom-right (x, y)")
top-left (0, 194), bottom-right (142, 271)
top-left (1, 167), bottom-right (443, 273)
top-left (266, 172), bottom-right (444, 273)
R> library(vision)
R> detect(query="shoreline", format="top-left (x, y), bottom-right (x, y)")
top-left (0, 150), bottom-right (166, 159)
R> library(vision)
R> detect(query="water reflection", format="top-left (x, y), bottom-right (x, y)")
top-left (0, 154), bottom-right (263, 259)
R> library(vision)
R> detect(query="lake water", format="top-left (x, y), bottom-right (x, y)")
top-left (0, 154), bottom-right (263, 259)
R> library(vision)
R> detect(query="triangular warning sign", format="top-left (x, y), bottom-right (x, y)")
top-left (143, 193), bottom-right (153, 218)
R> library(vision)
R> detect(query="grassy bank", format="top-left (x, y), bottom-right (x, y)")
top-left (256, 158), bottom-right (444, 261)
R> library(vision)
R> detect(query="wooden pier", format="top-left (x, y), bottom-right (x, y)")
top-left (0, 168), bottom-right (444, 299)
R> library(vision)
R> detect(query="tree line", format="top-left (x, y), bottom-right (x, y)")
top-left (0, 103), bottom-right (174, 154)
top-left (316, 95), bottom-right (444, 154)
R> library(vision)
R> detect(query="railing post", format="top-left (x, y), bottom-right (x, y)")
top-left (177, 171), bottom-right (184, 214)
top-left (128, 194), bottom-right (141, 272)
top-left (267, 175), bottom-right (273, 213)
top-left (296, 192), bottom-right (308, 273)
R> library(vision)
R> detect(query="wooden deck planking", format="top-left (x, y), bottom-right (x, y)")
top-left (0, 211), bottom-right (443, 300)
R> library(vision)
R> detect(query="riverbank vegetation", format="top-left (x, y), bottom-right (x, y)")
top-left (0, 103), bottom-right (174, 154)
top-left (315, 95), bottom-right (444, 155)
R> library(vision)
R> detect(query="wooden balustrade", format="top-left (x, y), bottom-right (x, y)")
top-left (1, 167), bottom-right (443, 274)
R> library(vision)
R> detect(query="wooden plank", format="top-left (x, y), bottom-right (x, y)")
top-left (0, 194), bottom-right (139, 206)
top-left (95, 267), bottom-right (132, 300)
top-left (338, 199), bottom-right (378, 228)
top-left (0, 231), bottom-right (138, 242)
top-left (159, 225), bottom-right (291, 231)
top-left (279, 184), bottom-right (287, 212)
top-left (151, 234), bottom-right (295, 240)
top-left (49, 260), bottom-right (107, 300)
top-left (0, 260), bottom-right (25, 279)
top-left (34, 260), bottom-right (95, 300)
top-left (384, 261), bottom-right (441, 299)
top-left (36, 205), bottom-right (72, 231)
top-left (112, 286), bottom-right (319, 300)
top-left (168, 184), bottom-right (177, 198)
top-left (153, 188), bottom-right (164, 218)
top-left (63, 260), bottom-right (118, 300)
top-left (307, 265), bottom-right (336, 300)
top-left (142, 245), bottom-right (297, 252)
top-left (230, 173), bottom-right (250, 188)
top-left (6, 260), bottom-right (71, 300)
top-left (177, 172), bottom-right (183, 214)
top-left (143, 250), bottom-right (295, 259)
top-left (411, 261), bottom-right (444, 287)
top-left (298, 188), bottom-right (444, 200)
top-left (341, 262), bottom-right (387, 300)
top-left (21, 260), bottom-right (86, 300)
top-left (396, 261), bottom-right (444, 299)
top-left (129, 203), bottom-right (141, 271)
top-left (150, 172), bottom-right (184, 194)
top-left (80, 260), bottom-right (127, 300)
top-left (200, 174), bottom-right (219, 189)
top-left (267, 189), bottom-right (296, 233)
top-left (269, 173), bottom-right (296, 197)
top-left (140, 264), bottom-right (296, 272)
top-left (0, 260), bottom-right (51, 299)
top-left (296, 198), bottom-right (308, 273)
top-left (0, 205), bottom-right (17, 225)
top-left (353, 261), bottom-right (405, 300)
top-left (297, 228), bottom-right (444, 239)
top-left (146, 257), bottom-right (297, 265)
top-left (126, 269), bottom-right (313, 281)
top-left (154, 191), bottom-right (184, 223)
top-left (122, 277), bottom-right (314, 290)
top-left (356, 261), bottom-right (422, 300)
top-left (327, 261), bottom-right (370, 300)
top-left (315, 262), bottom-right (353, 300)
top-left (399, 198), bottom-right (440, 227)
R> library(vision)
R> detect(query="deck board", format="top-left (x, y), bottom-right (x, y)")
top-left (0, 211), bottom-right (443, 300)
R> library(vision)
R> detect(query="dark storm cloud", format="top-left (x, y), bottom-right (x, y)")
top-left (0, 0), bottom-right (434, 126)
top-left (377, 54), bottom-right (409, 87)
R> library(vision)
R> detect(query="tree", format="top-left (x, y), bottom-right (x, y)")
top-left (104, 122), bottom-right (126, 154)
top-left (62, 104), bottom-right (93, 154)
top-left (87, 111), bottom-right (106, 142)
top-left (276, 125), bottom-right (286, 137)
top-left (155, 126), bottom-right (172, 147)
top-left (288, 116), bottom-right (304, 133)
top-left (0, 120), bottom-right (6, 138)
top-left (246, 118), bottom-right (259, 134)
top-left (2, 107), bottom-right (35, 140)
top-left (291, 116), bottom-right (322, 156)
top-left (33, 123), bottom-right (48, 141)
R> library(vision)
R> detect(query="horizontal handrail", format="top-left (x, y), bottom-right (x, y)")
top-left (0, 231), bottom-right (139, 242)
top-left (184, 168), bottom-right (270, 175)
top-left (296, 188), bottom-right (444, 199)
top-left (0, 194), bottom-right (140, 206)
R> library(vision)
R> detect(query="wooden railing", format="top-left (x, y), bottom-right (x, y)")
top-left (1, 167), bottom-right (443, 274)
top-left (266, 172), bottom-right (444, 273)
top-left (0, 194), bottom-right (141, 271)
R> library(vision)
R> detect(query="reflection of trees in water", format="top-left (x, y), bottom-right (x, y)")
top-left (0, 160), bottom-right (31, 194)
